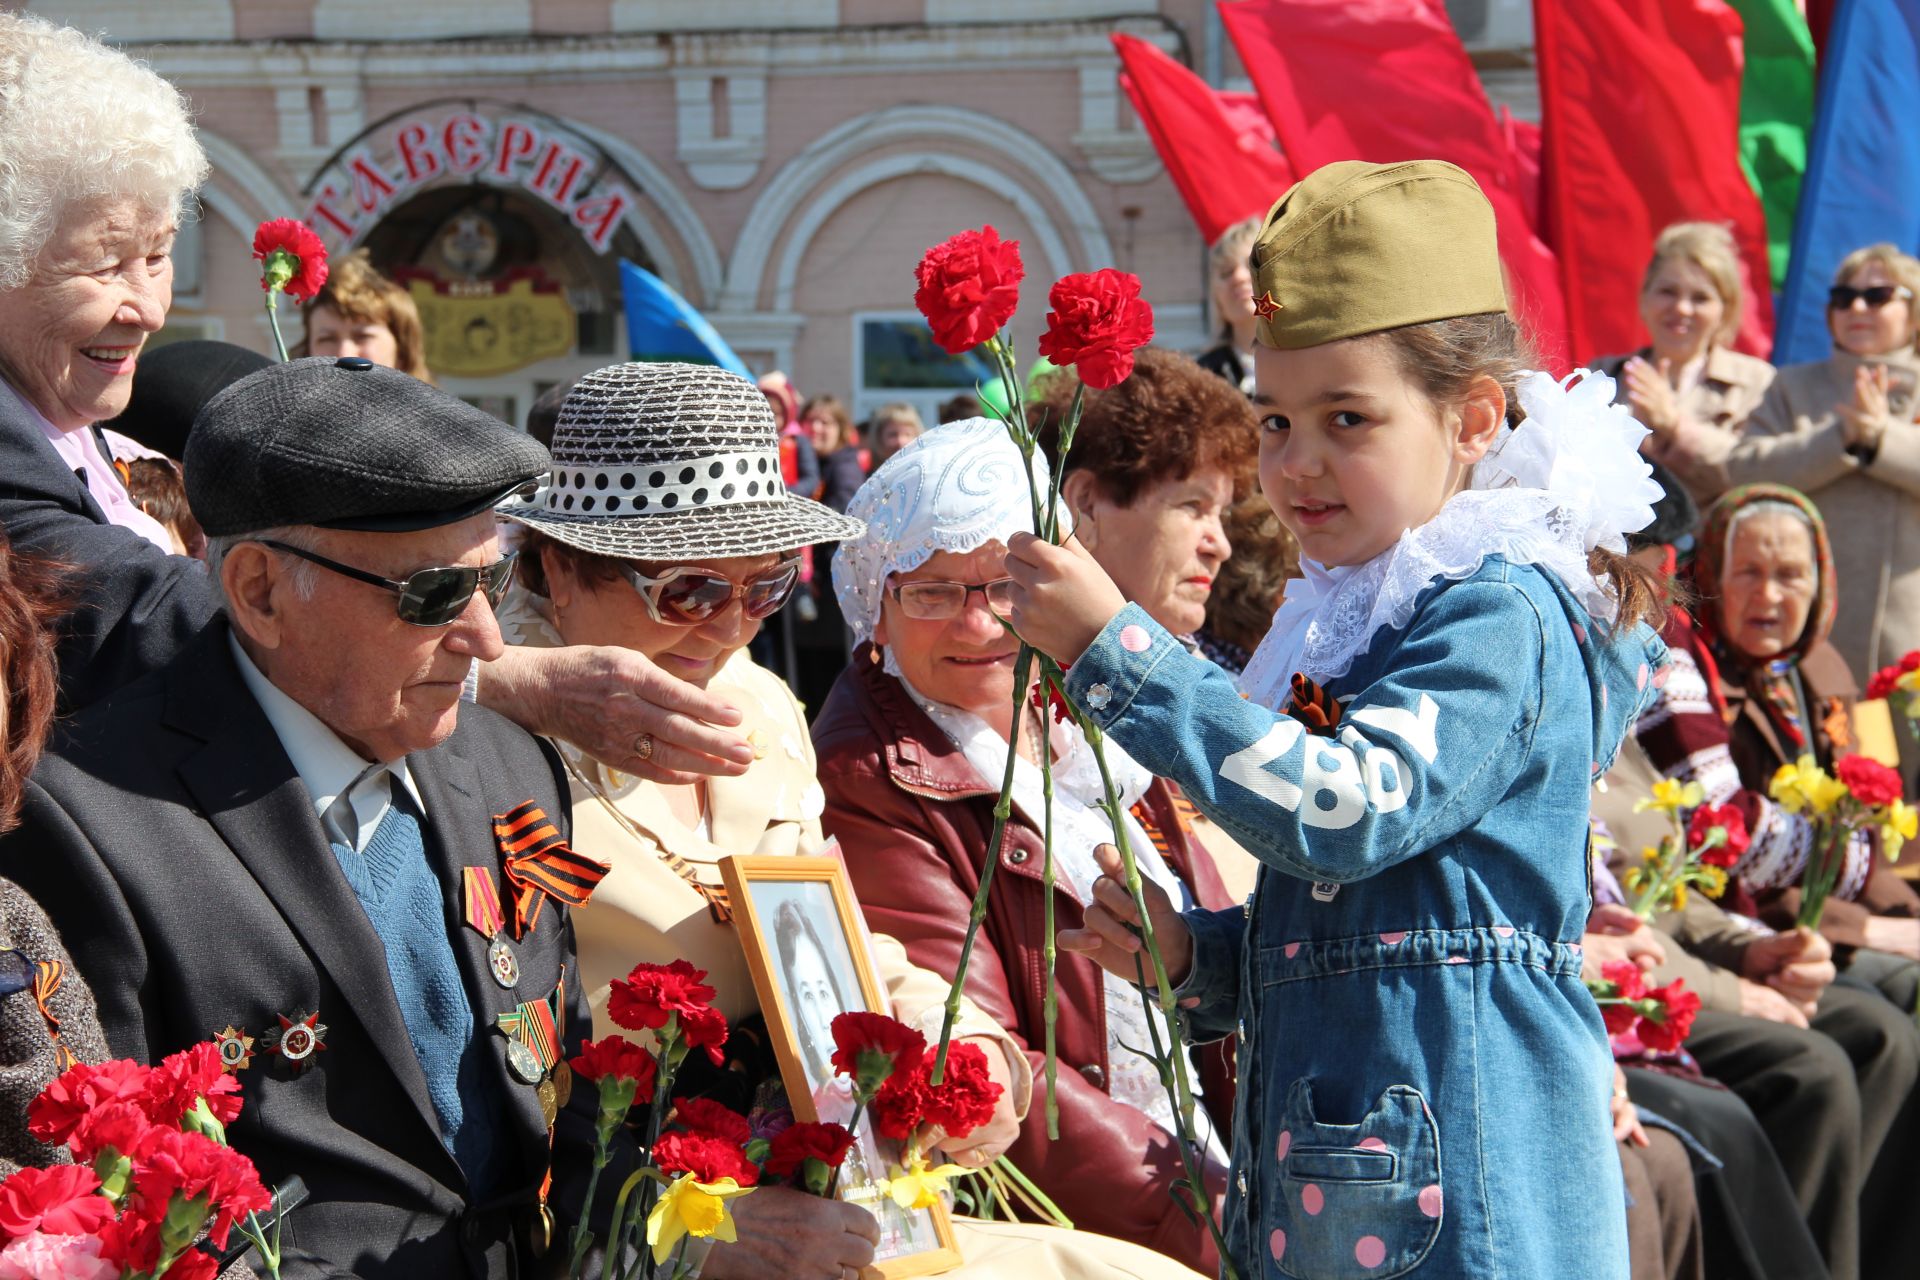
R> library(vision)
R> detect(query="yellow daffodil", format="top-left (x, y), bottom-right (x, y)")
top-left (1671, 882), bottom-right (1688, 910)
top-left (1636, 779), bottom-right (1705, 817)
top-left (1884, 799), bottom-right (1919, 861)
top-left (647, 1174), bottom-right (754, 1263)
top-left (1770, 756), bottom-right (1846, 816)
top-left (1697, 865), bottom-right (1729, 899)
top-left (879, 1152), bottom-right (968, 1211)
top-left (1640, 846), bottom-right (1660, 863)
top-left (1896, 668), bottom-right (1920, 696)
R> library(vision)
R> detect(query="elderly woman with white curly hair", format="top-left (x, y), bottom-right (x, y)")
top-left (0, 13), bottom-right (757, 787)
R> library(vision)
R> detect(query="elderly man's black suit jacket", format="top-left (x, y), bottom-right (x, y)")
top-left (0, 387), bottom-right (218, 710)
top-left (6, 621), bottom-right (597, 1279)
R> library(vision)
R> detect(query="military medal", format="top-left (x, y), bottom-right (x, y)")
top-left (550, 1058), bottom-right (572, 1109)
top-left (536, 1076), bottom-right (559, 1126)
top-left (505, 1039), bottom-right (543, 1085)
top-left (487, 934), bottom-right (520, 989)
top-left (214, 1025), bottom-right (255, 1072)
top-left (265, 1011), bottom-right (327, 1072)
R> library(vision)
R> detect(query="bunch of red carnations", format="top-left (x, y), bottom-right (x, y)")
top-left (3, 1044), bottom-right (275, 1280)
top-left (1865, 650), bottom-right (1920, 738)
top-left (1588, 962), bottom-right (1703, 1054)
top-left (566, 961), bottom-right (855, 1280)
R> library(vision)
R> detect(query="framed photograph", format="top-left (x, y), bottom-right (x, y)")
top-left (722, 852), bottom-right (963, 1279)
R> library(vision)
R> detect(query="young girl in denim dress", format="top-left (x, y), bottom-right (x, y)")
top-left (1007, 160), bottom-right (1668, 1279)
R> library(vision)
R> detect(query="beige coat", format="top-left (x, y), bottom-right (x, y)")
top-left (1595, 345), bottom-right (1777, 504)
top-left (1725, 349), bottom-right (1920, 682)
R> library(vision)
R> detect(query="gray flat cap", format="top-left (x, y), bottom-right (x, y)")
top-left (185, 356), bottom-right (549, 537)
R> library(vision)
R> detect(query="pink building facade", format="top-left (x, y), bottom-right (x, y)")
top-left (20, 0), bottom-right (1537, 428)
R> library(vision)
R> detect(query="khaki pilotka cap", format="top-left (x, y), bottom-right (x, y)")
top-left (1251, 159), bottom-right (1510, 349)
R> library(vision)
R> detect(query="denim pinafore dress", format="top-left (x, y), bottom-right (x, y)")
top-left (1065, 558), bottom-right (1661, 1279)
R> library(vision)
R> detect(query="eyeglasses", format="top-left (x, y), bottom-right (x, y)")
top-left (1828, 284), bottom-right (1913, 310)
top-left (887, 577), bottom-right (1016, 621)
top-left (621, 559), bottom-right (801, 626)
top-left (256, 540), bottom-right (518, 627)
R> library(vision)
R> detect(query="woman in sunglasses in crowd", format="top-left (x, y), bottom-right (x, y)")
top-left (811, 420), bottom-right (1236, 1275)
top-left (1728, 244), bottom-right (1920, 695)
top-left (496, 365), bottom-right (1203, 1280)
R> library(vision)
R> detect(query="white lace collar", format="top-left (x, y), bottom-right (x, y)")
top-left (1239, 369), bottom-right (1659, 709)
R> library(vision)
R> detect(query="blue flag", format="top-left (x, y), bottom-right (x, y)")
top-left (618, 260), bottom-right (752, 378)
top-left (1773, 0), bottom-right (1920, 363)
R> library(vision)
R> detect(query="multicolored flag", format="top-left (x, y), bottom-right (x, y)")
top-left (1773, 0), bottom-right (1920, 364)
top-left (1728, 0), bottom-right (1817, 288)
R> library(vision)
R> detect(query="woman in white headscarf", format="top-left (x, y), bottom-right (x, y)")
top-left (811, 419), bottom-right (1235, 1275)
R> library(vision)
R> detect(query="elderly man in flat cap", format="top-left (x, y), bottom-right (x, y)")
top-left (6, 357), bottom-right (614, 1279)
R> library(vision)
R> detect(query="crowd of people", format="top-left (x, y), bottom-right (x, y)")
top-left (6, 12), bottom-right (1920, 1280)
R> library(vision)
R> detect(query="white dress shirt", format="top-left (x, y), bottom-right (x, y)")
top-left (228, 633), bottom-right (425, 852)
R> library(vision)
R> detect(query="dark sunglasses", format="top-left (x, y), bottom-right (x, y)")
top-left (1828, 284), bottom-right (1913, 310)
top-left (621, 558), bottom-right (801, 626)
top-left (888, 577), bottom-right (1016, 621)
top-left (257, 540), bottom-right (518, 627)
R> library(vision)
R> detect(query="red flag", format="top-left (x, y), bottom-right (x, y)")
top-left (1113, 33), bottom-right (1294, 245)
top-left (1534, 0), bottom-right (1775, 362)
top-left (1219, 0), bottom-right (1570, 371)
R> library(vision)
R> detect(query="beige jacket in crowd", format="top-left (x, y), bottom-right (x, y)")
top-left (1596, 346), bottom-right (1777, 504)
top-left (1725, 348), bottom-right (1920, 683)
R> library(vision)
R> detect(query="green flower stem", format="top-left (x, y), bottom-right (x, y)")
top-left (987, 1154), bottom-right (1073, 1228)
top-left (1798, 824), bottom-right (1851, 930)
top-left (930, 644), bottom-right (1036, 1085)
top-left (826, 1097), bottom-right (869, 1198)
top-left (601, 1167), bottom-right (655, 1280)
top-left (264, 291), bottom-right (291, 363)
top-left (1038, 676), bottom-right (1061, 1140)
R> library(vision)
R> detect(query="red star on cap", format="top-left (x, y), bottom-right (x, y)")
top-left (1254, 291), bottom-right (1284, 319)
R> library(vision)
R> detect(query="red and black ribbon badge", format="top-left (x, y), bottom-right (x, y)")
top-left (493, 800), bottom-right (611, 940)
top-left (1288, 672), bottom-right (1345, 738)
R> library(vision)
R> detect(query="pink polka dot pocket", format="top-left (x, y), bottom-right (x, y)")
top-left (1267, 1079), bottom-right (1442, 1279)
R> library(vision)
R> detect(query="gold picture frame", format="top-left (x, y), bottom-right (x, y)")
top-left (722, 852), bottom-right (964, 1279)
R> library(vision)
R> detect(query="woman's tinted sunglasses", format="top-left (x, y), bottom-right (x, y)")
top-left (621, 558), bottom-right (802, 626)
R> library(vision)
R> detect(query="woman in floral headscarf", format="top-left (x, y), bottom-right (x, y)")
top-left (1631, 484), bottom-right (1920, 955)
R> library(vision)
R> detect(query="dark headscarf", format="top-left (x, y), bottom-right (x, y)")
top-left (1685, 484), bottom-right (1837, 751)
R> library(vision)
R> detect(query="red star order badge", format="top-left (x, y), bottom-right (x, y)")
top-left (265, 1011), bottom-right (328, 1073)
top-left (1254, 291), bottom-right (1284, 320)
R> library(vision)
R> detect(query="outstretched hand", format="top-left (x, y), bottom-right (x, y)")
top-left (1004, 531), bottom-right (1129, 668)
top-left (1058, 843), bottom-right (1195, 997)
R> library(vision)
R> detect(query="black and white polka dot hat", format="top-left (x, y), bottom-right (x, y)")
top-left (497, 361), bottom-right (864, 559)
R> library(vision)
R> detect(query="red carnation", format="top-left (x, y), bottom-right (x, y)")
top-left (1868, 665), bottom-right (1901, 700)
top-left (252, 218), bottom-right (330, 302)
top-left (1902, 651), bottom-right (1920, 673)
top-left (1035, 269), bottom-right (1155, 390)
top-left (27, 1058), bottom-right (155, 1147)
top-left (919, 1041), bottom-right (1003, 1140)
top-left (1838, 755), bottom-right (1904, 809)
top-left (568, 1036), bottom-right (658, 1101)
top-left (1636, 980), bottom-right (1702, 1053)
top-left (95, 1213), bottom-right (163, 1275)
top-left (130, 1127), bottom-right (271, 1248)
top-left (146, 1042), bottom-right (245, 1128)
top-left (159, 1251), bottom-right (221, 1280)
top-left (913, 226), bottom-right (1025, 355)
top-left (0, 1164), bottom-right (115, 1242)
top-left (679, 1003), bottom-right (730, 1067)
top-left (764, 1122), bottom-right (856, 1180)
top-left (869, 1071), bottom-right (929, 1142)
top-left (1686, 803), bottom-right (1750, 868)
top-left (653, 1130), bottom-right (760, 1187)
top-left (830, 1012), bottom-right (925, 1100)
top-left (1597, 960), bottom-right (1646, 1036)
top-left (672, 1098), bottom-right (752, 1147)
top-left (67, 1099), bottom-right (155, 1164)
top-left (608, 959), bottom-right (717, 1034)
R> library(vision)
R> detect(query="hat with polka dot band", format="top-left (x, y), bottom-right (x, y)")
top-left (497, 361), bottom-right (864, 560)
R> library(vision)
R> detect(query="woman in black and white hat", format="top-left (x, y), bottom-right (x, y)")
top-left (495, 362), bottom-right (1207, 1280)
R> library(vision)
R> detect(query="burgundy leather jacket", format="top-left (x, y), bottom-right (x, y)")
top-left (812, 648), bottom-right (1236, 1273)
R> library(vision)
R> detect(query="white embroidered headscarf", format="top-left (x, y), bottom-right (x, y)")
top-left (833, 417), bottom-right (1061, 649)
top-left (1239, 368), bottom-right (1662, 708)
